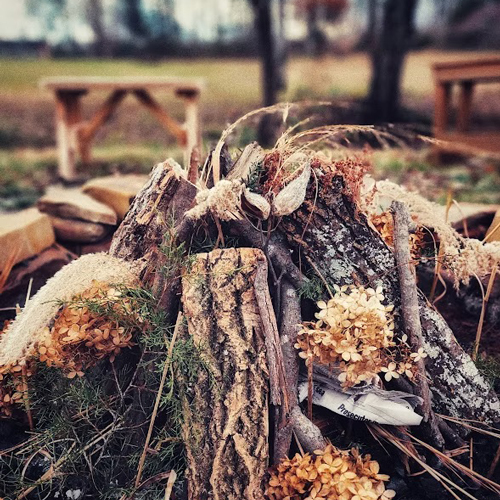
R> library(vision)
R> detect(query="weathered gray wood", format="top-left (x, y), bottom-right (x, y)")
top-left (392, 201), bottom-right (444, 448)
top-left (274, 279), bottom-right (301, 462)
top-left (279, 169), bottom-right (500, 424)
top-left (110, 159), bottom-right (197, 312)
top-left (110, 159), bottom-right (195, 264)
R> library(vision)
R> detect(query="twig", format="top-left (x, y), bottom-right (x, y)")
top-left (274, 279), bottom-right (301, 463)
top-left (134, 312), bottom-right (182, 489)
top-left (392, 201), bottom-right (445, 449)
top-left (307, 360), bottom-right (313, 421)
top-left (16, 442), bottom-right (76, 500)
top-left (488, 443), bottom-right (500, 478)
top-left (254, 256), bottom-right (288, 409)
top-left (164, 469), bottom-right (177, 500)
top-left (290, 406), bottom-right (326, 453)
top-left (473, 265), bottom-right (497, 361)
top-left (188, 146), bottom-right (199, 184)
top-left (429, 190), bottom-right (453, 302)
top-left (230, 219), bottom-right (306, 289)
top-left (305, 256), bottom-right (334, 299)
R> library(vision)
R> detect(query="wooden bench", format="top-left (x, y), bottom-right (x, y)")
top-left (432, 57), bottom-right (500, 156)
top-left (40, 77), bottom-right (204, 180)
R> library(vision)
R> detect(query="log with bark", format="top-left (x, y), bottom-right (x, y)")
top-left (277, 167), bottom-right (500, 424)
top-left (110, 143), bottom-right (500, 495)
top-left (4, 128), bottom-right (500, 499)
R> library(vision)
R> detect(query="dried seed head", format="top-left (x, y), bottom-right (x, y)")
top-left (241, 188), bottom-right (271, 220)
top-left (272, 163), bottom-right (311, 217)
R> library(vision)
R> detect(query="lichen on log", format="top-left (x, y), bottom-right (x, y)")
top-left (279, 168), bottom-right (500, 424)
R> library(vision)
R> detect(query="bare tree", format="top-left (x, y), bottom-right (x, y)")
top-left (366, 0), bottom-right (419, 123)
top-left (87, 0), bottom-right (111, 57)
top-left (123, 0), bottom-right (148, 38)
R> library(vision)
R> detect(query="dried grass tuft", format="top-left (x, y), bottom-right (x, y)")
top-left (363, 180), bottom-right (500, 286)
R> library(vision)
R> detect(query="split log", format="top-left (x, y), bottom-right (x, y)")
top-left (110, 159), bottom-right (196, 269)
top-left (110, 159), bottom-right (197, 312)
top-left (279, 169), bottom-right (500, 424)
top-left (181, 248), bottom-right (270, 500)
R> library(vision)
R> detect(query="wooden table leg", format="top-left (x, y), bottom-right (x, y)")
top-left (434, 82), bottom-right (452, 134)
top-left (55, 90), bottom-right (85, 181)
top-left (457, 81), bottom-right (474, 133)
top-left (180, 92), bottom-right (201, 168)
top-left (133, 89), bottom-right (186, 145)
top-left (79, 90), bottom-right (127, 164)
top-left (433, 81), bottom-right (452, 163)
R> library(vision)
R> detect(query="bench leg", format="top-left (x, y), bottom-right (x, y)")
top-left (434, 82), bottom-right (452, 134)
top-left (433, 82), bottom-right (452, 163)
top-left (183, 94), bottom-right (201, 169)
top-left (55, 91), bottom-right (83, 181)
top-left (457, 81), bottom-right (474, 133)
top-left (79, 90), bottom-right (127, 164)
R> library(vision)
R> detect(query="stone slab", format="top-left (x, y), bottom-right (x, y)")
top-left (49, 216), bottom-right (111, 243)
top-left (0, 208), bottom-right (55, 269)
top-left (37, 186), bottom-right (117, 225)
top-left (82, 174), bottom-right (149, 219)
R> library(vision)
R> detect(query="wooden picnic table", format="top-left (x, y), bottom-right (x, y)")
top-left (432, 57), bottom-right (500, 156)
top-left (40, 76), bottom-right (204, 180)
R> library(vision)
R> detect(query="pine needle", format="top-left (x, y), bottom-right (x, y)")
top-left (473, 264), bottom-right (497, 361)
top-left (134, 312), bottom-right (182, 489)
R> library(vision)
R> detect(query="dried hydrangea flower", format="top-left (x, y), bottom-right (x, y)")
top-left (296, 285), bottom-right (420, 388)
top-left (267, 443), bottom-right (394, 500)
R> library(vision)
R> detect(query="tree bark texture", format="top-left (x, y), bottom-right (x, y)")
top-left (181, 248), bottom-right (270, 500)
top-left (279, 169), bottom-right (500, 423)
top-left (110, 159), bottom-right (197, 312)
top-left (110, 160), bottom-right (195, 265)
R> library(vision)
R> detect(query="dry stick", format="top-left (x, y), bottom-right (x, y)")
top-left (254, 256), bottom-right (289, 409)
top-left (429, 190), bottom-right (453, 303)
top-left (470, 437), bottom-right (474, 471)
top-left (16, 442), bottom-right (77, 500)
top-left (472, 265), bottom-right (498, 361)
top-left (392, 201), bottom-right (445, 450)
top-left (230, 219), bottom-right (306, 290)
top-left (188, 146), bottom-right (199, 184)
top-left (290, 406), bottom-right (326, 453)
top-left (274, 279), bottom-right (302, 463)
top-left (134, 312), bottom-right (182, 489)
top-left (307, 360), bottom-right (313, 421)
top-left (164, 469), bottom-right (177, 500)
top-left (488, 443), bottom-right (500, 478)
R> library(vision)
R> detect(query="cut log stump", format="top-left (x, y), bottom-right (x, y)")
top-left (181, 248), bottom-right (270, 500)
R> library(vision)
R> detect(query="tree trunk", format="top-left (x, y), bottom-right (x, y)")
top-left (251, 0), bottom-right (286, 107)
top-left (250, 0), bottom-right (287, 145)
top-left (181, 248), bottom-right (270, 500)
top-left (278, 169), bottom-right (500, 424)
top-left (366, 0), bottom-right (418, 122)
top-left (87, 0), bottom-right (112, 57)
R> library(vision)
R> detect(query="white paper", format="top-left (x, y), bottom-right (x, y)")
top-left (298, 382), bottom-right (423, 426)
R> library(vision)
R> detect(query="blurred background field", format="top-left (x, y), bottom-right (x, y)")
top-left (2, 0), bottom-right (500, 209)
